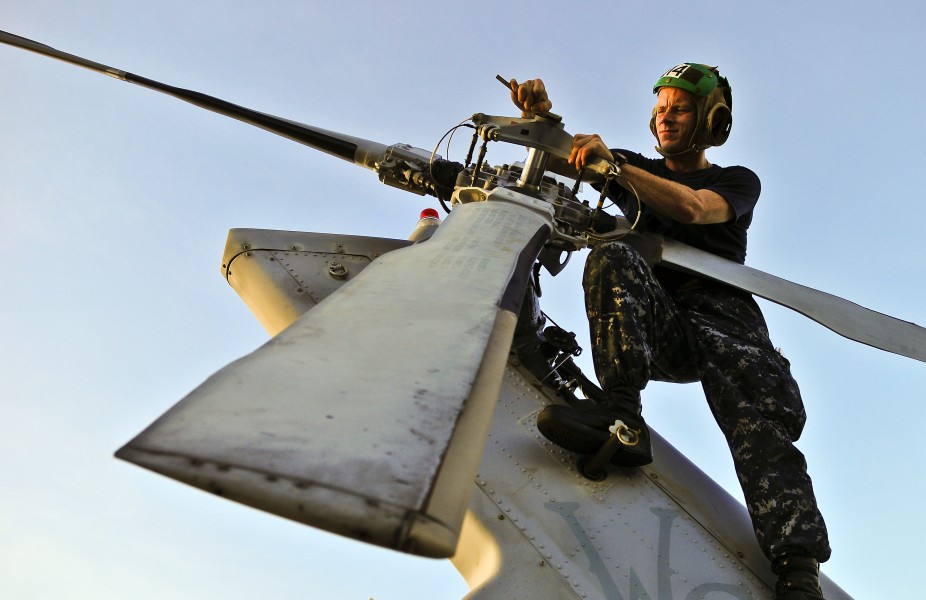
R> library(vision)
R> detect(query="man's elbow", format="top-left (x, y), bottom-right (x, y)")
top-left (674, 203), bottom-right (702, 224)
top-left (683, 193), bottom-right (734, 225)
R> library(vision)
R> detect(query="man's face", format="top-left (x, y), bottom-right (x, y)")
top-left (654, 87), bottom-right (698, 153)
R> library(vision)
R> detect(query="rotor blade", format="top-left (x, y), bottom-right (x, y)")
top-left (116, 198), bottom-right (552, 558)
top-left (0, 30), bottom-right (386, 169)
top-left (625, 231), bottom-right (926, 363)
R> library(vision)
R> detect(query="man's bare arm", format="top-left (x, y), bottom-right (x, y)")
top-left (615, 165), bottom-right (733, 225)
top-left (570, 133), bottom-right (733, 225)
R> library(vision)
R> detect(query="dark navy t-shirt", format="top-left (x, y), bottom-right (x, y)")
top-left (605, 150), bottom-right (760, 264)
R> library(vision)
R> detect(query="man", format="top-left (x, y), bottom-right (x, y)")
top-left (509, 65), bottom-right (831, 600)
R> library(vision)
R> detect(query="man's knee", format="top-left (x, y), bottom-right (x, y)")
top-left (584, 242), bottom-right (645, 313)
top-left (584, 241), bottom-right (649, 288)
top-left (587, 240), bottom-right (642, 267)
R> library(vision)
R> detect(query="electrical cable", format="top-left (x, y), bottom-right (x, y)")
top-left (586, 176), bottom-right (642, 243)
top-left (428, 119), bottom-right (474, 214)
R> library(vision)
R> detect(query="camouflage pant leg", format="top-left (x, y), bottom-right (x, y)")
top-left (585, 241), bottom-right (831, 562)
top-left (583, 241), bottom-right (699, 393)
top-left (676, 284), bottom-right (832, 563)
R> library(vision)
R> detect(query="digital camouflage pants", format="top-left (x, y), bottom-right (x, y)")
top-left (584, 240), bottom-right (831, 563)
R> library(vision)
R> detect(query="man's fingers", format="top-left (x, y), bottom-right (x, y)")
top-left (529, 79), bottom-right (546, 98)
top-left (529, 79), bottom-right (550, 112)
top-left (575, 146), bottom-right (592, 170)
top-left (517, 81), bottom-right (535, 110)
top-left (571, 133), bottom-right (612, 170)
top-left (570, 134), bottom-right (590, 167)
top-left (513, 78), bottom-right (551, 113)
top-left (532, 99), bottom-right (552, 113)
top-left (508, 78), bottom-right (521, 107)
top-left (568, 144), bottom-right (579, 166)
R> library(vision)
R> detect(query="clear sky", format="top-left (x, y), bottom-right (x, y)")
top-left (2, 2), bottom-right (924, 599)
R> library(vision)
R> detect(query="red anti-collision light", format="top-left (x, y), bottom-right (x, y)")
top-left (420, 208), bottom-right (440, 220)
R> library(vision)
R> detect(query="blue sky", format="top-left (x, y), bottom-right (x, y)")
top-left (2, 2), bottom-right (925, 598)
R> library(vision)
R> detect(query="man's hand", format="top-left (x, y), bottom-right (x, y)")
top-left (570, 133), bottom-right (614, 171)
top-left (508, 78), bottom-right (552, 116)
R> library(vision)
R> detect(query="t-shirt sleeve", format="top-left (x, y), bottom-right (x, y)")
top-left (704, 166), bottom-right (761, 222)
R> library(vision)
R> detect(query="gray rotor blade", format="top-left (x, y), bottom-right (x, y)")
top-left (116, 198), bottom-right (551, 558)
top-left (0, 30), bottom-right (387, 169)
top-left (624, 231), bottom-right (926, 363)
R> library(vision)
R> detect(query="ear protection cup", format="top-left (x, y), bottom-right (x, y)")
top-left (704, 102), bottom-right (732, 146)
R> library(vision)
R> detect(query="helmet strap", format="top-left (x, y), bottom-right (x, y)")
top-left (655, 106), bottom-right (706, 159)
top-left (654, 143), bottom-right (704, 159)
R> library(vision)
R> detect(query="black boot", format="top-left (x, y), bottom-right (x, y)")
top-left (536, 390), bottom-right (652, 467)
top-left (772, 556), bottom-right (825, 599)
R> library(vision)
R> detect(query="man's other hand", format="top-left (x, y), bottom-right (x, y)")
top-left (570, 133), bottom-right (614, 171)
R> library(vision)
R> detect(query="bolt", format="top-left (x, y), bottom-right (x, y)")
top-left (328, 261), bottom-right (348, 279)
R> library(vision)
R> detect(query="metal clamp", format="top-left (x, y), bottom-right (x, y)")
top-left (579, 419), bottom-right (641, 481)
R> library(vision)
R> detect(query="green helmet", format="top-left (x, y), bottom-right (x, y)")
top-left (653, 63), bottom-right (722, 97)
top-left (650, 63), bottom-right (733, 156)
